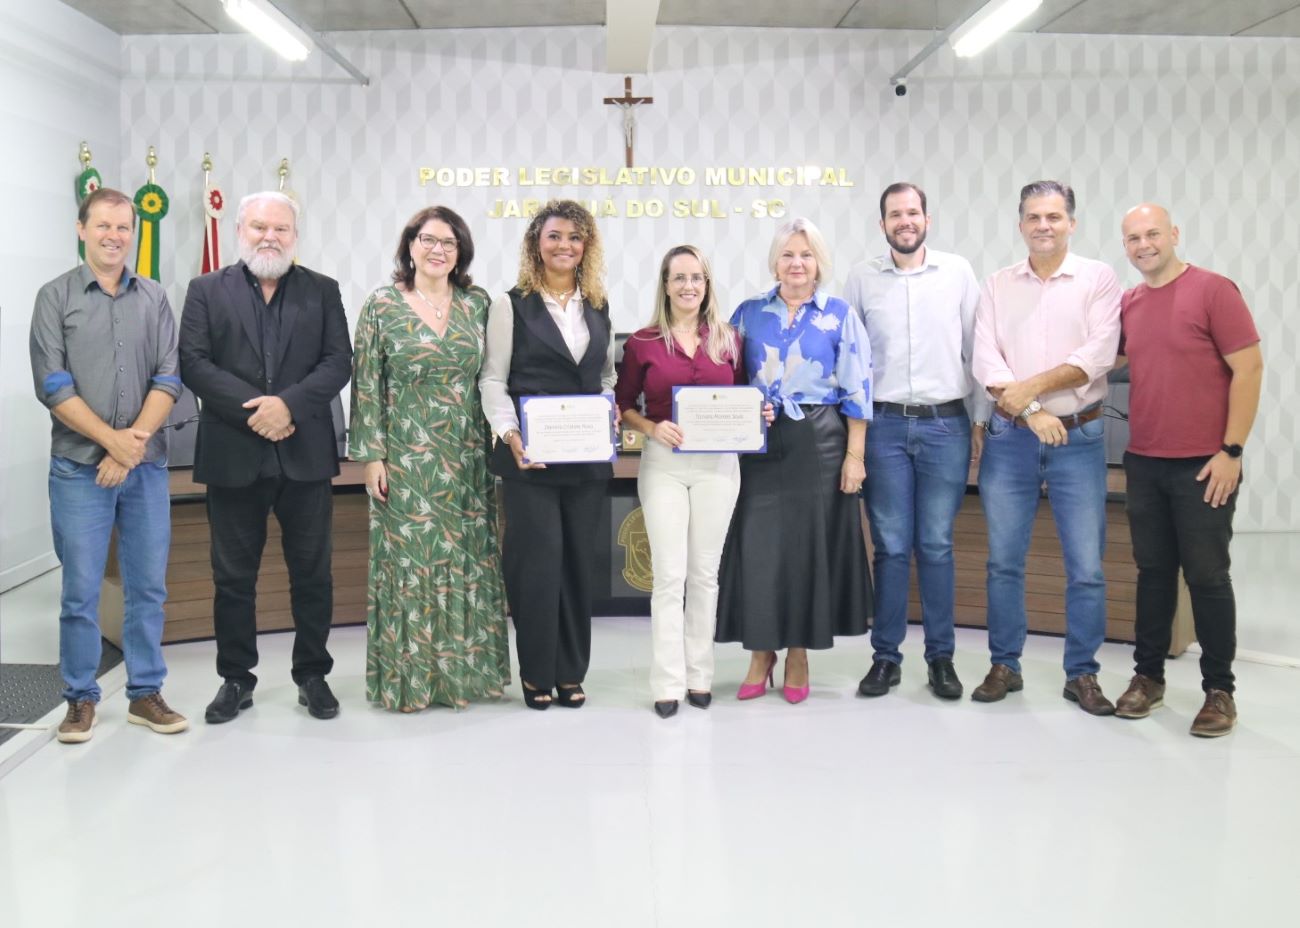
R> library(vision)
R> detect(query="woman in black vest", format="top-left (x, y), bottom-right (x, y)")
top-left (479, 200), bottom-right (615, 709)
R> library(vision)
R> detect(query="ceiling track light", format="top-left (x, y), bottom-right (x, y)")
top-left (949, 0), bottom-right (1043, 58)
top-left (222, 0), bottom-right (313, 62)
top-left (887, 0), bottom-right (1043, 92)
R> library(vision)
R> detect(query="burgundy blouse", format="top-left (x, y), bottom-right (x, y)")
top-left (615, 325), bottom-right (744, 423)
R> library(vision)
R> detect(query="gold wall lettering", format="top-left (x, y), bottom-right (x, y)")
top-left (418, 164), bottom-right (854, 220)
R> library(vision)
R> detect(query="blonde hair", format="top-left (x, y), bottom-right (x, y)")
top-left (768, 216), bottom-right (831, 286)
top-left (634, 245), bottom-right (737, 366)
top-left (516, 199), bottom-right (608, 309)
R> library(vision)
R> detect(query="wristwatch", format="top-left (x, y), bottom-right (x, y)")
top-left (1221, 443), bottom-right (1243, 459)
top-left (1019, 400), bottom-right (1042, 420)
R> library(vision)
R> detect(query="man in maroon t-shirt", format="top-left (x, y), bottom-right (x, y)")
top-left (1114, 203), bottom-right (1263, 737)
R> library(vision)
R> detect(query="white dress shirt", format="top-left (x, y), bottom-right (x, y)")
top-left (479, 287), bottom-right (618, 439)
top-left (844, 247), bottom-right (991, 422)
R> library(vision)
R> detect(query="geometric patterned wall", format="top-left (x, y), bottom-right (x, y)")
top-left (119, 26), bottom-right (1300, 531)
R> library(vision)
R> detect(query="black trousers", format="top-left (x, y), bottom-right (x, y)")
top-left (1124, 452), bottom-right (1237, 693)
top-left (500, 478), bottom-right (605, 691)
top-left (207, 477), bottom-right (335, 686)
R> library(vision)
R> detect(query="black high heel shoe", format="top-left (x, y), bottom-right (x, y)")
top-left (522, 681), bottom-right (552, 710)
top-left (654, 700), bottom-right (679, 718)
top-left (555, 683), bottom-right (586, 708)
top-left (686, 691), bottom-right (712, 709)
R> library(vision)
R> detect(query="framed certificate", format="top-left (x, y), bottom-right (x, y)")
top-left (518, 394), bottom-right (618, 464)
top-left (671, 385), bottom-right (767, 453)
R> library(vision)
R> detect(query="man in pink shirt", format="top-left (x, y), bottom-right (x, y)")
top-left (971, 180), bottom-right (1121, 714)
top-left (1113, 203), bottom-right (1263, 737)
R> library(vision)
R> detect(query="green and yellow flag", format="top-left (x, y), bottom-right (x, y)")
top-left (75, 164), bottom-right (101, 262)
top-left (133, 182), bottom-right (169, 281)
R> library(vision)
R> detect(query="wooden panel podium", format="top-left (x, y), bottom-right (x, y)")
top-left (99, 458), bottom-right (1194, 656)
top-left (99, 464), bottom-right (369, 646)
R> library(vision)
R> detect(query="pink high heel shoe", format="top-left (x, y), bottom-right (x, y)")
top-left (783, 655), bottom-right (810, 704)
top-left (737, 652), bottom-right (778, 700)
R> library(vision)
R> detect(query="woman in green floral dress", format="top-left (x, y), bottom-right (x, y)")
top-left (348, 206), bottom-right (510, 710)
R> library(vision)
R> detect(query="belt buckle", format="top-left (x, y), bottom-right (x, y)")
top-left (901, 403), bottom-right (927, 418)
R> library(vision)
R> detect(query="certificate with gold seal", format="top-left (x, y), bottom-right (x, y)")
top-left (671, 385), bottom-right (767, 453)
top-left (518, 394), bottom-right (618, 464)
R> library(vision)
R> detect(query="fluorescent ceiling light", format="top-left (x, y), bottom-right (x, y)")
top-left (222, 0), bottom-right (313, 62)
top-left (949, 0), bottom-right (1042, 58)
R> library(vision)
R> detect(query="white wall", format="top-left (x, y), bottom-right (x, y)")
top-left (3, 17), bottom-right (1296, 599)
top-left (118, 24), bottom-right (1299, 533)
top-left (0, 0), bottom-right (122, 591)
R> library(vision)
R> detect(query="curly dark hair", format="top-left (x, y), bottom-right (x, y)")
top-left (392, 205), bottom-right (475, 290)
top-left (515, 199), bottom-right (607, 309)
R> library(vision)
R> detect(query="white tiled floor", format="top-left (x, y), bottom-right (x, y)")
top-left (2, 545), bottom-right (1299, 928)
top-left (0, 569), bottom-right (61, 664)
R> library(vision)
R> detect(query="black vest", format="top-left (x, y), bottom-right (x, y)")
top-left (488, 287), bottom-right (614, 484)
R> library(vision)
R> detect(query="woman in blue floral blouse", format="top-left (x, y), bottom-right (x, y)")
top-left (715, 217), bottom-right (874, 703)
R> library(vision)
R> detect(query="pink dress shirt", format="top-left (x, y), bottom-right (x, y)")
top-left (972, 252), bottom-right (1121, 416)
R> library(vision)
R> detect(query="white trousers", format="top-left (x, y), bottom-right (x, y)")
top-left (637, 440), bottom-right (741, 701)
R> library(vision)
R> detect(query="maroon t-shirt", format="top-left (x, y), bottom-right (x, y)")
top-left (615, 325), bottom-right (743, 422)
top-left (1120, 265), bottom-right (1259, 458)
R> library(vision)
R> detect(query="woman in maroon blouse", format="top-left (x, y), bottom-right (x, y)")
top-left (616, 245), bottom-right (771, 718)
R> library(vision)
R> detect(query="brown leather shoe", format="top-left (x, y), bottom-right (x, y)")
top-left (1190, 689), bottom-right (1237, 738)
top-left (971, 664), bottom-right (1023, 703)
top-left (1063, 673), bottom-right (1116, 716)
top-left (127, 692), bottom-right (190, 734)
top-left (1115, 674), bottom-right (1165, 719)
top-left (56, 699), bottom-right (96, 744)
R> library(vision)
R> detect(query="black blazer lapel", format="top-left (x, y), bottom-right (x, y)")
top-left (224, 264), bottom-right (264, 359)
top-left (578, 299), bottom-right (609, 367)
top-left (276, 272), bottom-right (303, 368)
top-left (517, 291), bottom-right (578, 365)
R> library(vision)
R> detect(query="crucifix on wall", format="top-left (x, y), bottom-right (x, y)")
top-left (603, 76), bottom-right (653, 168)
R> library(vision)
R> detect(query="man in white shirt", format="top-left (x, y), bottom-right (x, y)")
top-left (845, 182), bottom-right (989, 701)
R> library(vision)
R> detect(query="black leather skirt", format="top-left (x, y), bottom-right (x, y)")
top-left (715, 404), bottom-right (872, 650)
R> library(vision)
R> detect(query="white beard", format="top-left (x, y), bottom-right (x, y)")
top-left (241, 243), bottom-right (293, 280)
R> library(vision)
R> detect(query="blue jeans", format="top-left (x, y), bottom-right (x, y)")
top-left (865, 411), bottom-right (970, 664)
top-left (977, 414), bottom-right (1107, 679)
top-left (49, 456), bottom-right (171, 702)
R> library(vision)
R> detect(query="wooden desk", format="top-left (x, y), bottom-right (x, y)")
top-left (605, 456), bottom-right (1194, 654)
top-left (100, 464), bottom-right (369, 646)
top-left (100, 459), bottom-right (1193, 656)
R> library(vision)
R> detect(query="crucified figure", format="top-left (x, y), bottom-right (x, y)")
top-left (603, 76), bottom-right (654, 168)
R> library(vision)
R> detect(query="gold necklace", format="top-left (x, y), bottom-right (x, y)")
top-left (543, 283), bottom-right (575, 305)
top-left (412, 284), bottom-right (451, 320)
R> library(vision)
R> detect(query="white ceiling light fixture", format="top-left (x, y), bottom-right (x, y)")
top-left (949, 0), bottom-right (1043, 58)
top-left (222, 0), bottom-right (313, 62)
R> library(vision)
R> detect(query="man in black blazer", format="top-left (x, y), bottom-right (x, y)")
top-left (179, 191), bottom-right (352, 723)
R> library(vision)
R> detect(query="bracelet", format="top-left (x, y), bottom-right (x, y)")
top-left (502, 428), bottom-right (519, 445)
top-left (845, 449), bottom-right (863, 463)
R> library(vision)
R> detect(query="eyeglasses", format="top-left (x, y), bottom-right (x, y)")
top-left (668, 274), bottom-right (707, 287)
top-left (416, 234), bottom-right (458, 252)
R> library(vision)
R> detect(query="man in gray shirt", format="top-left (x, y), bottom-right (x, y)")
top-left (29, 187), bottom-right (188, 743)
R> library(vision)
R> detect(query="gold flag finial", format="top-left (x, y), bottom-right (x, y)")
top-left (146, 145), bottom-right (158, 183)
top-left (201, 151), bottom-right (213, 175)
top-left (79, 141), bottom-right (92, 168)
top-left (277, 157), bottom-right (290, 190)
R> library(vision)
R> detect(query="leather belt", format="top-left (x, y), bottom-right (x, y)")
top-left (873, 400), bottom-right (966, 419)
top-left (996, 403), bottom-right (1103, 430)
